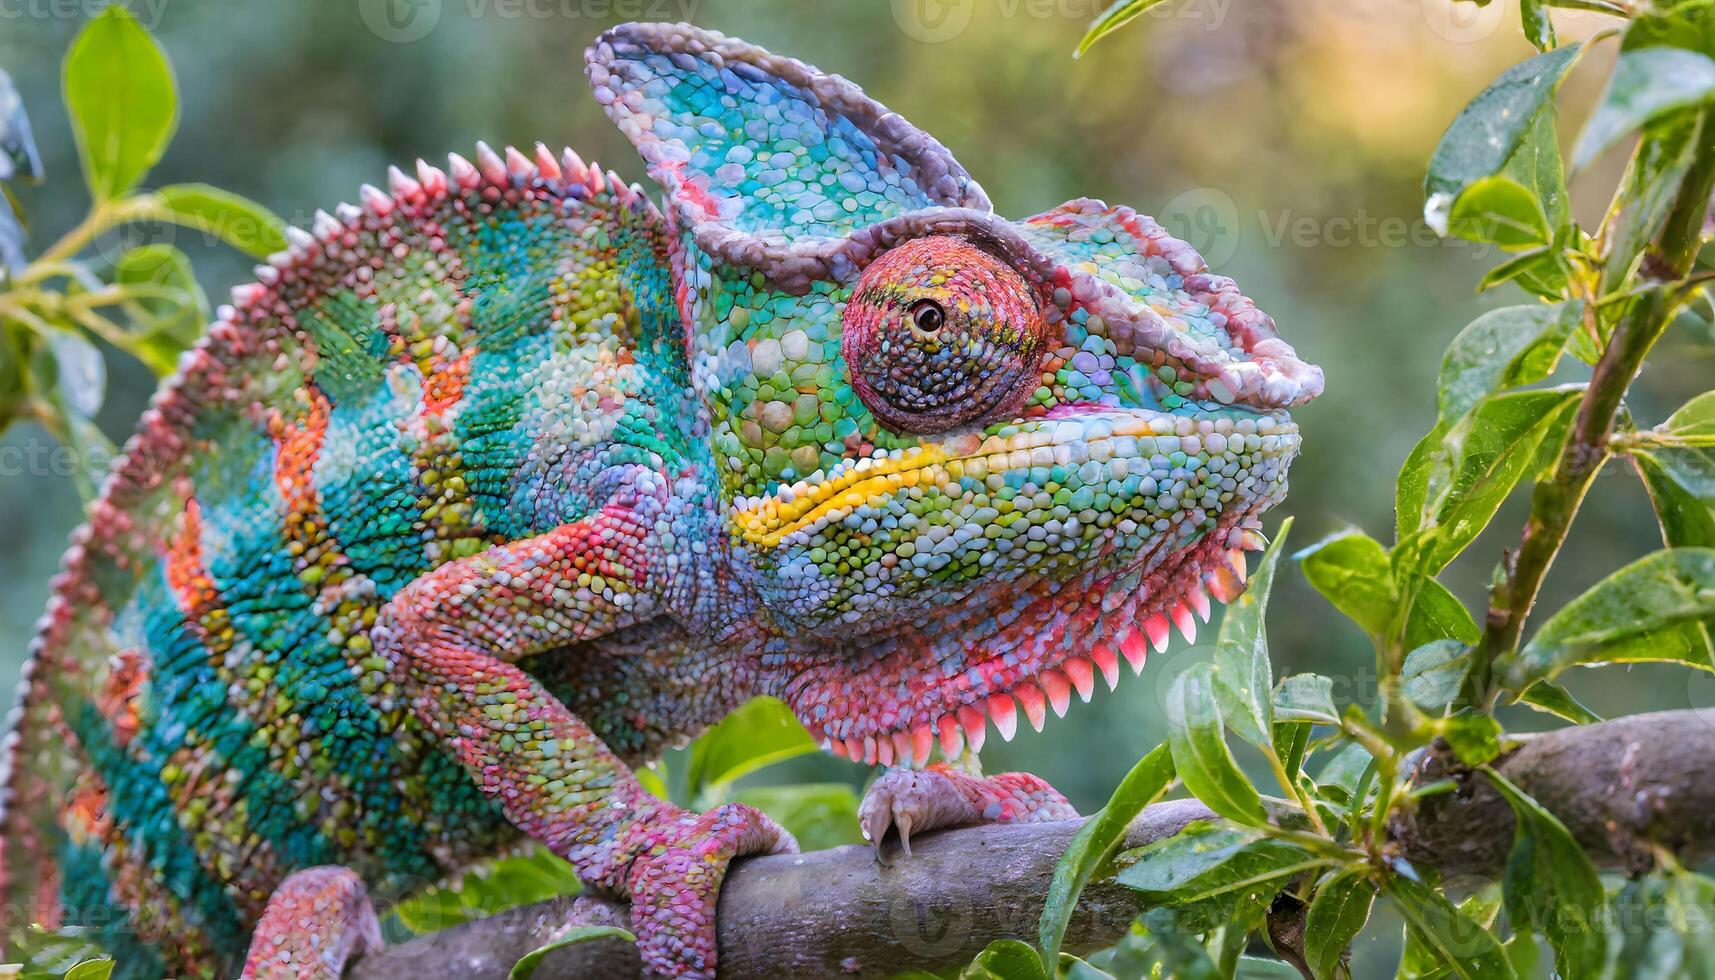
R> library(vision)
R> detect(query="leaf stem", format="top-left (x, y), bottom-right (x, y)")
top-left (1269, 752), bottom-right (1330, 837)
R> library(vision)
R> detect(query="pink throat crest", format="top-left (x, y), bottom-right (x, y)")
top-left (771, 521), bottom-right (1266, 767)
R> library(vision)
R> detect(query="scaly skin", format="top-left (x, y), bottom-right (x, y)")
top-left (0, 21), bottom-right (1321, 979)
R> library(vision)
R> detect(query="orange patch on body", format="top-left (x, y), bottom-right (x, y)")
top-left (269, 385), bottom-right (332, 514)
top-left (165, 499), bottom-right (219, 623)
top-left (96, 648), bottom-right (150, 749)
top-left (423, 348), bottom-right (473, 417)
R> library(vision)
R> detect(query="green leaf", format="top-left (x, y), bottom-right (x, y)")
top-left (1298, 530), bottom-right (1394, 641)
top-left (1296, 530), bottom-right (1474, 656)
top-left (1214, 518), bottom-right (1291, 750)
top-left (0, 67), bottom-right (43, 183)
top-left (961, 939), bottom-right (1048, 980)
top-left (1511, 548), bottom-right (1715, 686)
top-left (1273, 674), bottom-right (1338, 726)
top-left (1516, 680), bottom-right (1601, 723)
top-left (1575, 47), bottom-right (1715, 169)
top-left (113, 243), bottom-right (208, 375)
top-left (44, 329), bottom-right (104, 420)
top-left (1238, 957), bottom-right (1311, 978)
top-left (1425, 46), bottom-right (1583, 235)
top-left (1477, 245), bottom-right (1569, 299)
top-left (507, 926), bottom-right (635, 980)
top-left (1404, 579), bottom-right (1482, 649)
top-left (634, 760), bottom-right (668, 801)
top-left (1636, 453), bottom-right (1715, 548)
top-left (1601, 111), bottom-right (1703, 296)
top-left (1634, 391), bottom-right (1715, 547)
top-left (1445, 176), bottom-right (1552, 250)
top-left (1314, 743), bottom-right (1375, 807)
top-left (1484, 768), bottom-right (1606, 976)
top-left (1396, 891), bottom-right (1505, 980)
top-left (152, 183), bottom-right (288, 258)
top-left (1059, 954), bottom-right (1117, 980)
top-left (1402, 640), bottom-right (1472, 712)
top-left (30, 330), bottom-right (112, 501)
top-left (1074, 0), bottom-right (1171, 57)
top-left (390, 847), bottom-right (581, 936)
top-left (1606, 870), bottom-right (1715, 978)
top-left (1039, 743), bottom-right (1175, 972)
top-left (1385, 875), bottom-right (1517, 980)
top-left (1441, 713), bottom-right (1504, 766)
top-left (1521, 0), bottom-right (1556, 51)
top-left (1398, 425), bottom-right (1445, 541)
top-left (1409, 387), bottom-right (1582, 574)
top-left (1092, 910), bottom-right (1224, 980)
top-left (1167, 663), bottom-right (1268, 825)
top-left (63, 960), bottom-right (114, 980)
top-left (1305, 868), bottom-right (1377, 980)
top-left (62, 6), bottom-right (178, 202)
top-left (733, 783), bottom-right (862, 852)
top-left (1437, 302), bottom-right (1580, 425)
top-left (1504, 81), bottom-right (1570, 233)
top-left (685, 695), bottom-right (816, 799)
top-left (1115, 822), bottom-right (1323, 931)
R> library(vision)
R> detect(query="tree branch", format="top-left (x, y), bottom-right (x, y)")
top-left (347, 708), bottom-right (1715, 979)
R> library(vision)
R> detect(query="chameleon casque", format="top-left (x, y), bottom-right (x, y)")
top-left (0, 20), bottom-right (1322, 979)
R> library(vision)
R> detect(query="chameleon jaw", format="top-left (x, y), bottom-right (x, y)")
top-left (780, 525), bottom-right (1266, 769)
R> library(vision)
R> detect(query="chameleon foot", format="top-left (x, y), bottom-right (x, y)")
top-left (859, 763), bottom-right (1077, 861)
top-left (624, 802), bottom-right (797, 978)
top-left (241, 866), bottom-right (382, 979)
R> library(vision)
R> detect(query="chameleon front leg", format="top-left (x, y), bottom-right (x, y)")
top-left (373, 516), bottom-right (795, 978)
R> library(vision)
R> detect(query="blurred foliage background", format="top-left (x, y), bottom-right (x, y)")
top-left (0, 0), bottom-right (1708, 969)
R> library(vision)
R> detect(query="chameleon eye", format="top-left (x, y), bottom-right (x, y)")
top-left (910, 299), bottom-right (945, 334)
top-left (842, 236), bottom-right (1049, 434)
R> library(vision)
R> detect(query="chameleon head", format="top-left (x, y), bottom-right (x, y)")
top-left (589, 22), bottom-right (1323, 763)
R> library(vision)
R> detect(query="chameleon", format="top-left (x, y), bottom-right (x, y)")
top-left (0, 20), bottom-right (1322, 980)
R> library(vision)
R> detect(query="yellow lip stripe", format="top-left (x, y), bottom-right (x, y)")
top-left (733, 445), bottom-right (949, 548)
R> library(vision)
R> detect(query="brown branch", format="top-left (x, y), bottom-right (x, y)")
top-left (347, 709), bottom-right (1715, 979)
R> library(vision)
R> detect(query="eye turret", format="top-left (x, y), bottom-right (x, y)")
top-left (841, 236), bottom-right (1049, 434)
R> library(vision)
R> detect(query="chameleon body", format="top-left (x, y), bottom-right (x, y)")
top-left (0, 22), bottom-right (1321, 979)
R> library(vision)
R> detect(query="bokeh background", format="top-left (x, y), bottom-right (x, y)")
top-left (1, 0), bottom-right (1708, 970)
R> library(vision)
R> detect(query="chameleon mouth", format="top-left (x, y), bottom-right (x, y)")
top-left (782, 525), bottom-right (1266, 769)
